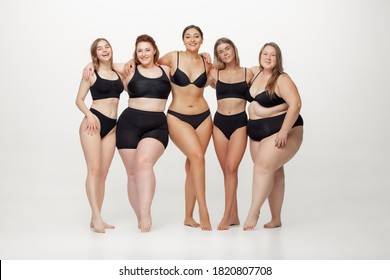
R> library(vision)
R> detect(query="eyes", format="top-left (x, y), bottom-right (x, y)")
top-left (262, 52), bottom-right (276, 57)
top-left (184, 34), bottom-right (201, 40)
top-left (218, 46), bottom-right (232, 55)
top-left (97, 44), bottom-right (111, 51)
top-left (137, 48), bottom-right (152, 53)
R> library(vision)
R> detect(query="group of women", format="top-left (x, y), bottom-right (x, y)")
top-left (75, 25), bottom-right (304, 233)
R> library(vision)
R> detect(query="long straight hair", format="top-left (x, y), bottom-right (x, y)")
top-left (213, 37), bottom-right (240, 70)
top-left (258, 42), bottom-right (284, 98)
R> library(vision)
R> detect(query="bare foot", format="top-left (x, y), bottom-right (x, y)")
top-left (229, 215), bottom-right (240, 227)
top-left (184, 217), bottom-right (200, 228)
top-left (243, 214), bottom-right (259, 231)
top-left (217, 216), bottom-right (230, 231)
top-left (139, 214), bottom-right (152, 233)
top-left (200, 211), bottom-right (212, 231)
top-left (264, 219), bottom-right (282, 229)
top-left (90, 216), bottom-right (106, 233)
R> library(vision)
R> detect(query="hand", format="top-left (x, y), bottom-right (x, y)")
top-left (124, 59), bottom-right (135, 76)
top-left (85, 113), bottom-right (99, 136)
top-left (83, 63), bottom-right (94, 80)
top-left (275, 130), bottom-right (288, 149)
top-left (200, 52), bottom-right (212, 64)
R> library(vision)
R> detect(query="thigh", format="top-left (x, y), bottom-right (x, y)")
top-left (136, 138), bottom-right (165, 166)
top-left (226, 127), bottom-right (247, 167)
top-left (195, 115), bottom-right (213, 153)
top-left (118, 149), bottom-right (137, 174)
top-left (168, 114), bottom-right (206, 158)
top-left (79, 118), bottom-right (102, 165)
top-left (253, 127), bottom-right (303, 170)
top-left (100, 129), bottom-right (117, 173)
top-left (213, 126), bottom-right (229, 166)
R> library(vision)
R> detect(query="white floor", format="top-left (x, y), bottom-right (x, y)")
top-left (1, 146), bottom-right (389, 261)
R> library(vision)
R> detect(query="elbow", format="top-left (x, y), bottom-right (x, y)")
top-left (289, 101), bottom-right (301, 113)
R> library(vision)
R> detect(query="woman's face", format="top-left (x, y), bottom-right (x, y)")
top-left (216, 43), bottom-right (235, 64)
top-left (96, 40), bottom-right (112, 62)
top-left (260, 45), bottom-right (277, 70)
top-left (136, 41), bottom-right (155, 65)
top-left (183, 28), bottom-right (203, 51)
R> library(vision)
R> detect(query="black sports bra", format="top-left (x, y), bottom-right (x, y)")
top-left (170, 51), bottom-right (207, 88)
top-left (127, 65), bottom-right (171, 99)
top-left (90, 71), bottom-right (124, 101)
top-left (216, 68), bottom-right (249, 100)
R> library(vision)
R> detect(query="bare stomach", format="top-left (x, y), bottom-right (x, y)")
top-left (91, 98), bottom-right (119, 118)
top-left (247, 101), bottom-right (287, 120)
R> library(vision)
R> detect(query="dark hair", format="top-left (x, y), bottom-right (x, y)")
top-left (182, 25), bottom-right (203, 39)
top-left (133, 34), bottom-right (160, 64)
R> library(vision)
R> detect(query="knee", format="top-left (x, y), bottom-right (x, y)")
top-left (88, 165), bottom-right (103, 178)
top-left (225, 163), bottom-right (238, 177)
top-left (188, 152), bottom-right (205, 167)
top-left (274, 167), bottom-right (285, 180)
top-left (254, 162), bottom-right (275, 175)
top-left (135, 156), bottom-right (153, 172)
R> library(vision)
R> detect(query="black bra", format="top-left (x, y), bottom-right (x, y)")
top-left (90, 71), bottom-right (124, 101)
top-left (247, 71), bottom-right (286, 107)
top-left (216, 68), bottom-right (249, 100)
top-left (127, 65), bottom-right (171, 99)
top-left (170, 51), bottom-right (207, 88)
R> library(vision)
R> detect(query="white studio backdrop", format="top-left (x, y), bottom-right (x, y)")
top-left (0, 0), bottom-right (389, 260)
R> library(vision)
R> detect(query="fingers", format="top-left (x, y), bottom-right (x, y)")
top-left (275, 137), bottom-right (287, 148)
top-left (85, 123), bottom-right (98, 136)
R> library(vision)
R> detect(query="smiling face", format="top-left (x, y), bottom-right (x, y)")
top-left (260, 45), bottom-right (277, 70)
top-left (183, 28), bottom-right (203, 51)
top-left (96, 40), bottom-right (112, 62)
top-left (216, 43), bottom-right (235, 64)
top-left (90, 38), bottom-right (113, 70)
top-left (136, 41), bottom-right (155, 66)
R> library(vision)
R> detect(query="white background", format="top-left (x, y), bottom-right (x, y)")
top-left (1, 0), bottom-right (389, 266)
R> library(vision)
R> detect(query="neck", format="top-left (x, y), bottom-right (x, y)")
top-left (224, 62), bottom-right (238, 71)
top-left (98, 62), bottom-right (111, 71)
top-left (262, 68), bottom-right (273, 76)
top-left (184, 49), bottom-right (199, 58)
top-left (139, 62), bottom-right (155, 69)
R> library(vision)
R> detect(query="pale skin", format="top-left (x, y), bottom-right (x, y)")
top-left (158, 28), bottom-right (213, 231)
top-left (243, 45), bottom-right (303, 231)
top-left (208, 42), bottom-right (253, 230)
top-left (75, 40), bottom-right (123, 233)
top-left (116, 41), bottom-right (171, 232)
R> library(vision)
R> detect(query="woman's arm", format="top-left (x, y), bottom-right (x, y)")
top-left (275, 74), bottom-right (302, 148)
top-left (207, 68), bottom-right (217, 89)
top-left (157, 51), bottom-right (175, 69)
top-left (75, 77), bottom-right (98, 135)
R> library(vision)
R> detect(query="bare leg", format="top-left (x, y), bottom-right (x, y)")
top-left (118, 149), bottom-right (139, 226)
top-left (184, 158), bottom-right (200, 227)
top-left (80, 119), bottom-right (106, 233)
top-left (95, 129), bottom-right (116, 229)
top-left (264, 167), bottom-right (284, 228)
top-left (134, 138), bottom-right (165, 232)
top-left (243, 127), bottom-right (303, 231)
top-left (213, 126), bottom-right (246, 230)
top-left (168, 114), bottom-right (212, 230)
